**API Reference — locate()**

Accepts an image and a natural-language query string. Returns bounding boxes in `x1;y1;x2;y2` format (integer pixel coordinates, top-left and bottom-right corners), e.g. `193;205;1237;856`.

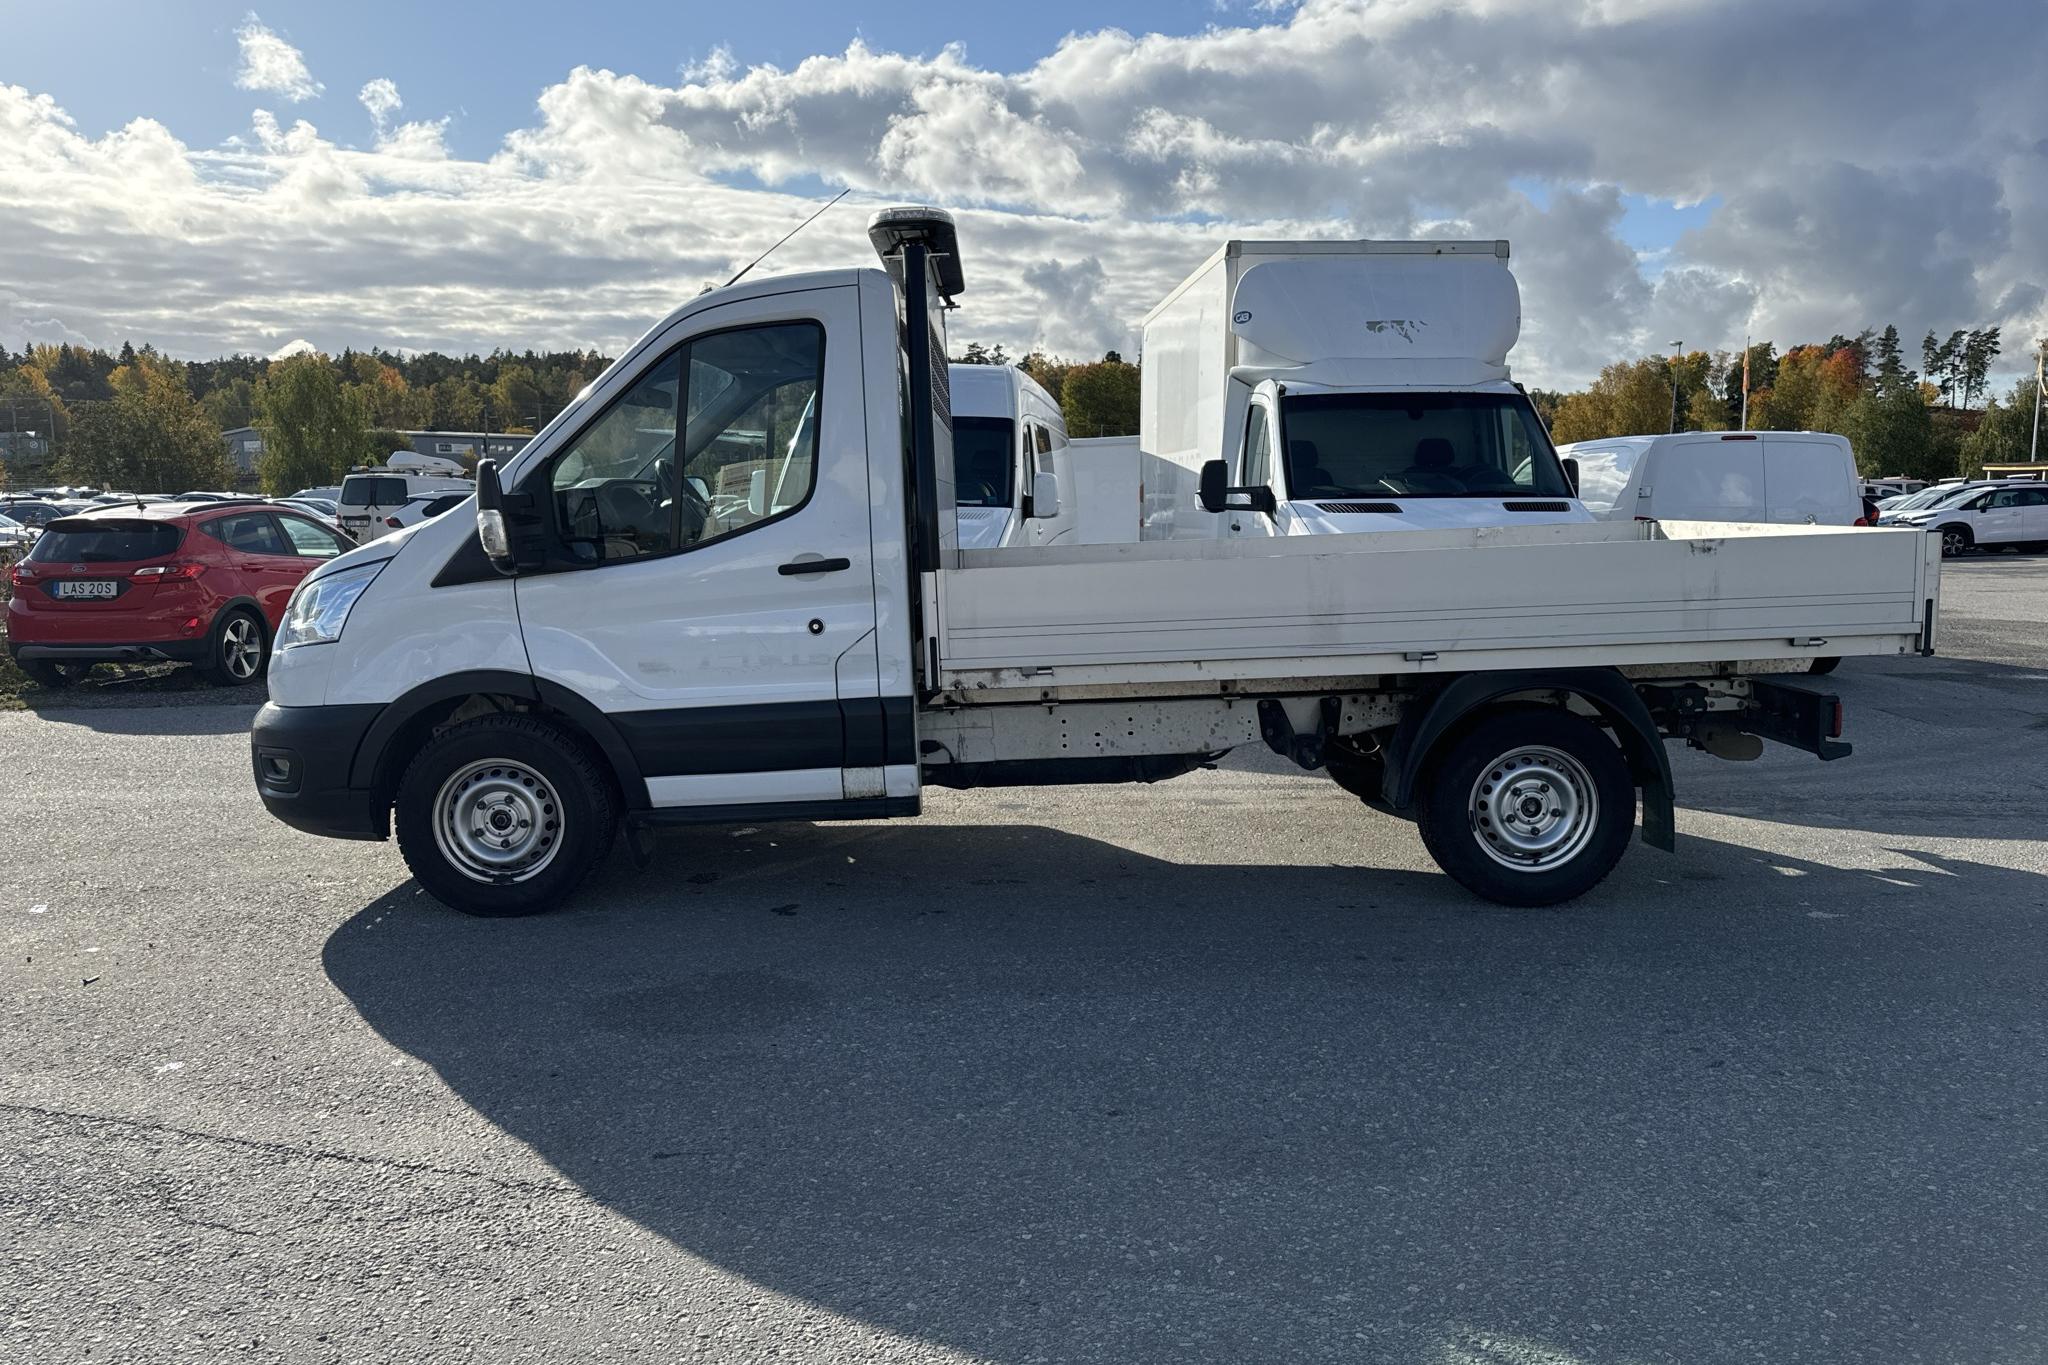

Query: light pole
1669;341;1684;433
2031;336;2045;465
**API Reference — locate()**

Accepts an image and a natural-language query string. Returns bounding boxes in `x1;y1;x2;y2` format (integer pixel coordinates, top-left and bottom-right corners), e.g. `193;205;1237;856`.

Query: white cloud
359;78;401;132
234;15;323;103
1;1;2044;392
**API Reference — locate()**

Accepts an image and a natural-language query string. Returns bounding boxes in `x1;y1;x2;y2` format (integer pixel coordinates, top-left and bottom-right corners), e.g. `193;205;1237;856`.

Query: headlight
276;561;384;650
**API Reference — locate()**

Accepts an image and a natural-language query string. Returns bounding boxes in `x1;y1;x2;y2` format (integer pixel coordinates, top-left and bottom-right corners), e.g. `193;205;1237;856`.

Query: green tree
952;341;1011;366
61;362;232;493
1845;385;1939;480
256;353;370;494
1872;324;1911;396
1017;351;1072;404
1959;378;2040;470
201;377;256;430
1059;355;1141;437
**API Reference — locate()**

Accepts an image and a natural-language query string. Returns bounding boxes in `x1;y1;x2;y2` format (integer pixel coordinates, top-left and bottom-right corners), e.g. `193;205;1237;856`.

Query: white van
948;364;1074;549
338;468;473;542
1556;432;1864;527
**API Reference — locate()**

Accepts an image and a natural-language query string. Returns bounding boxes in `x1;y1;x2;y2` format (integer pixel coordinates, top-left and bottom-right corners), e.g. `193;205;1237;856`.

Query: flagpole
2031;337;2044;465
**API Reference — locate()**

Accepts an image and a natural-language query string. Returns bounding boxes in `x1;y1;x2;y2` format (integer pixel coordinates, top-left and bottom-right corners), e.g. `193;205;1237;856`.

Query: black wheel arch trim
1381;668;1676;853
345;669;652;812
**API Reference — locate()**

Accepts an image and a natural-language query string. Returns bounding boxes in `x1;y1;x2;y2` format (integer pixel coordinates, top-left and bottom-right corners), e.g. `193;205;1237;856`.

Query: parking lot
4;557;2045;1363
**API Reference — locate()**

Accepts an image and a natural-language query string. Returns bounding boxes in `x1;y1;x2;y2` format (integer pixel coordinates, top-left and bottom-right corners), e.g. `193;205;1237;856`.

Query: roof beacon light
868;206;965;302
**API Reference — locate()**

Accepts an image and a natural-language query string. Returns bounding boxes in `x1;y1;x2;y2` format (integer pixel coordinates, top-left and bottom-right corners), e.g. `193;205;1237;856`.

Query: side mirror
1562;456;1581;497
747;468;768;519
1198;457;1278;517
1028;471;1061;520
475;459;544;576
686;475;711;501
475;460;516;576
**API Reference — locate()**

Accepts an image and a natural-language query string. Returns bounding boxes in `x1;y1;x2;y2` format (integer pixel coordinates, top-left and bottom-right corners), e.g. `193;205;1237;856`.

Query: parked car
278;496;339;521
337;471;472;541
5;501;354;688
0;500;91;528
371;490;471;536
1556;431;1865;526
1880;480;2048;556
0;511;34;551
289;485;344;504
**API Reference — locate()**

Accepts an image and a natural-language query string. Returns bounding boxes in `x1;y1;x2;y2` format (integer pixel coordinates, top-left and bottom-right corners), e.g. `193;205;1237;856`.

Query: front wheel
1939;526;1972;558
1416;709;1635;907
394;713;619;916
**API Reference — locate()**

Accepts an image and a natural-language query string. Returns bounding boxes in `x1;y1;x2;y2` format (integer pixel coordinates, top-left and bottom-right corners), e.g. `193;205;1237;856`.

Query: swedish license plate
54;580;118;599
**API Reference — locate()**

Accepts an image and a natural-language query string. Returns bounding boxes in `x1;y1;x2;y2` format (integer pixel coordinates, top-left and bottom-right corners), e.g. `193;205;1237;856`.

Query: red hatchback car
6;502;353;688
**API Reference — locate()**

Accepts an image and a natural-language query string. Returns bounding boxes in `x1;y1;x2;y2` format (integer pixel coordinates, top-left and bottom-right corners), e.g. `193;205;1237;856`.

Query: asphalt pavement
4;557;2046;1364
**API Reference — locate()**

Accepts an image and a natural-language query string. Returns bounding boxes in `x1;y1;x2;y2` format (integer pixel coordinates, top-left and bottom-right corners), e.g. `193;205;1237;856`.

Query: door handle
778;556;851;576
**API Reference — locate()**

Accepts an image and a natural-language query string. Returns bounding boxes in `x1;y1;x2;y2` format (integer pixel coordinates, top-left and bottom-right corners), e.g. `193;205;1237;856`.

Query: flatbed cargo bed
937;519;1939;698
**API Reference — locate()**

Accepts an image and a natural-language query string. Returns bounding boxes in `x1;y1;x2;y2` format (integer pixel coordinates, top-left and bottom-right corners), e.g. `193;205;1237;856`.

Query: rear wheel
199;608;268;685
1808;656;1841;675
20;659;94;689
394;713;619;917
1416;708;1635;907
1939;525;1973;558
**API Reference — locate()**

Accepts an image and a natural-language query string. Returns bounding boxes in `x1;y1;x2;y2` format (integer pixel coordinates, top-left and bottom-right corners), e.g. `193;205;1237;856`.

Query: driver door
515;284;880;809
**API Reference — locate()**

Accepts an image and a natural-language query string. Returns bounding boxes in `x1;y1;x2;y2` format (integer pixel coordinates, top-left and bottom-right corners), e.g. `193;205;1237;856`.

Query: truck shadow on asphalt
324;822;2047;1364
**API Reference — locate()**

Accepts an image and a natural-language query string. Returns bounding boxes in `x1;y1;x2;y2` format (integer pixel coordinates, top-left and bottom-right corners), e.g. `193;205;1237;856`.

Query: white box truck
1138;239;1592;541
249;208;1939;919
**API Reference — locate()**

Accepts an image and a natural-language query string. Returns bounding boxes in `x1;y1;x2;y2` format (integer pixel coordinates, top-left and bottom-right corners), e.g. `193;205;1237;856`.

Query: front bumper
251;701;389;841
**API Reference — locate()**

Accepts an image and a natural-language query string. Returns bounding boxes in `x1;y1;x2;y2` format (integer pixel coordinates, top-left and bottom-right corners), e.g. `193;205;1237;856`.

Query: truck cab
949;364;1074;549
1140;240;1592;540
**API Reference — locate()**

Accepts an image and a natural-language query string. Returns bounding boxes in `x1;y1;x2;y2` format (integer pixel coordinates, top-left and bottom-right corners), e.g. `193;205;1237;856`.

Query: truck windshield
1280;392;1574;499
953;417;1016;508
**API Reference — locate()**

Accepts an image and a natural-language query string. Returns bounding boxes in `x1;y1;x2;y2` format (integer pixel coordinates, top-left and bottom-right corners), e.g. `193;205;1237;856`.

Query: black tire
21;659;93;689
1938;525;1973;558
1808;656;1841;675
394;713;619;917
198;608;269;685
1416;708;1635;908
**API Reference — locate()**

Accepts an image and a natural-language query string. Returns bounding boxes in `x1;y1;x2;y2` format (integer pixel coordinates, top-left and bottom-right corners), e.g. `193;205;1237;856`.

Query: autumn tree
1547;358;1679;443
1017;351;1073;404
61;360;232;493
256;352;371;494
1059;354;1141;437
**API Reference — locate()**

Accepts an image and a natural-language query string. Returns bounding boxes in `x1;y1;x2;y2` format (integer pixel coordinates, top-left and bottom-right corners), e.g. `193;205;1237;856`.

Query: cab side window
1032;423;1054;474
548;321;824;564
1241;405;1272;486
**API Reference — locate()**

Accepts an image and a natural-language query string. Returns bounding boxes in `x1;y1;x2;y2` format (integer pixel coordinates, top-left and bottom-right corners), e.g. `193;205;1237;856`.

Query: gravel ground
3;556;2046;1364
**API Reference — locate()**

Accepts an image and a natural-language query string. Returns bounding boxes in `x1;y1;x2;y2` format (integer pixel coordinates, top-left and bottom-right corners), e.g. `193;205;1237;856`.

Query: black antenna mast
726;188;852;288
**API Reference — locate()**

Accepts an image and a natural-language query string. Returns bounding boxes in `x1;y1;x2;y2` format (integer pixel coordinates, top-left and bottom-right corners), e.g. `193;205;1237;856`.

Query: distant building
394;431;533;465
222;427;266;474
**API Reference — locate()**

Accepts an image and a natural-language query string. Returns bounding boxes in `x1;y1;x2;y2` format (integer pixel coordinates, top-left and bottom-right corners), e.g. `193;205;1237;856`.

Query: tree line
1539;324;2034;481
0;341;612;494
952;343;1141;439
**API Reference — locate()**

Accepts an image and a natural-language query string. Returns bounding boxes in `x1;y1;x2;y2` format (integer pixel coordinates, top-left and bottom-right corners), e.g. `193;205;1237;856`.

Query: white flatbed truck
250;208;1940;915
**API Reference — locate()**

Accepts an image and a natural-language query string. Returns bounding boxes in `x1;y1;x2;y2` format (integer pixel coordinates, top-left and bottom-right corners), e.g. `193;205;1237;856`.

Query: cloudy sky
2;0;2043;390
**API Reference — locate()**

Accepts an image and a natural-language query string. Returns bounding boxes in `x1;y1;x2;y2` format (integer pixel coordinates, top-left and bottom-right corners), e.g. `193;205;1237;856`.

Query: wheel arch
1381;668;1675;851
348;670;649;813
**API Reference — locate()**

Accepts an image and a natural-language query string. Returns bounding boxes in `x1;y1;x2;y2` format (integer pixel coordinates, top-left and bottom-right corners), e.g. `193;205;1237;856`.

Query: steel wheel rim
222;617;262;679
1468;744;1599;873
433;758;564;883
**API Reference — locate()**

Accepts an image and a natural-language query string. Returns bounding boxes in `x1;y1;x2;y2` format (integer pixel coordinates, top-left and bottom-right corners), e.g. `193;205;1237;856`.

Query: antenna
726;188;852;288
